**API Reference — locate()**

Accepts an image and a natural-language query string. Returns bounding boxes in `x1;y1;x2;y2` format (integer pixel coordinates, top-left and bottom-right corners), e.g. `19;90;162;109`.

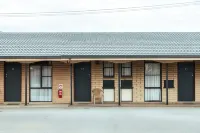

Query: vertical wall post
118;63;121;106
70;63;73;105
166;63;169;105
25;63;28;106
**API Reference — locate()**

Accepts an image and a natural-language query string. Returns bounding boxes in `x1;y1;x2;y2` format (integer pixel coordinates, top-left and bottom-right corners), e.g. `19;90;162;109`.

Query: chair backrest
92;88;103;97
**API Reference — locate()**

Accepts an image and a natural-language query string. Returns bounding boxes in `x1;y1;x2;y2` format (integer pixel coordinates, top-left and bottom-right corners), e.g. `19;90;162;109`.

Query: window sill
103;76;115;78
121;76;132;78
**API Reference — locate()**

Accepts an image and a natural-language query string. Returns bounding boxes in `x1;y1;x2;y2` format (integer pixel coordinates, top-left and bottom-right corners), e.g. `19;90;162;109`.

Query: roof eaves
61;55;200;58
0;56;62;59
0;55;200;59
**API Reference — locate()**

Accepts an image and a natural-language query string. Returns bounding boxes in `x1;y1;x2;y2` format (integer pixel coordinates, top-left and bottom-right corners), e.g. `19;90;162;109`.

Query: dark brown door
5;63;21;102
178;62;194;101
74;62;91;102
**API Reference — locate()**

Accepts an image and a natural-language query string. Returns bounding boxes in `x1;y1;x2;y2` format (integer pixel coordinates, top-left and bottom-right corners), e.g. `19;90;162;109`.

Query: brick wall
95;61;145;103
195;61;200;102
133;61;144;103
52;61;70;103
2;60;200;104
91;61;103;103
162;63;178;103
21;64;30;104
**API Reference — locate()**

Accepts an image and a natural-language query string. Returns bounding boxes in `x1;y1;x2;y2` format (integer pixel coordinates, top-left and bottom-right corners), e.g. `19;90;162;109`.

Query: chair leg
94;96;95;105
93;95;94;104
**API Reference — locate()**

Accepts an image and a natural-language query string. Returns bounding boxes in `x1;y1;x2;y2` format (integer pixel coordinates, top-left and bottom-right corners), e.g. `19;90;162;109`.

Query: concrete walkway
1;102;200;108
0;107;200;133
0;104;69;108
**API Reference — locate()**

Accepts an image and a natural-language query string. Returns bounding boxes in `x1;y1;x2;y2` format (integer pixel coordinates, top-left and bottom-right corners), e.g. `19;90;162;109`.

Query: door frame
4;62;22;102
177;61;195;102
73;62;92;103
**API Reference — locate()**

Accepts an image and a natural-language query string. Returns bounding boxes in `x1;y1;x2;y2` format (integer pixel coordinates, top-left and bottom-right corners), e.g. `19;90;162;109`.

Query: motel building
0;32;199;106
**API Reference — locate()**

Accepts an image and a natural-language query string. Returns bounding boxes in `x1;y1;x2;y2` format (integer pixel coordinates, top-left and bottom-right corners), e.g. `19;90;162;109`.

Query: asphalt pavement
0;107;199;133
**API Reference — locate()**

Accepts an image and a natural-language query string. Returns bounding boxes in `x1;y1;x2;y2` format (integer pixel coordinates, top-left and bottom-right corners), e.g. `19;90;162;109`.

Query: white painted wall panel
121;89;132;101
104;89;114;102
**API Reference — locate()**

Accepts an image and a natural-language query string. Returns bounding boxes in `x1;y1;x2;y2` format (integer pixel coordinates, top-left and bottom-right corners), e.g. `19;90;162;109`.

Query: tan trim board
0;58;199;63
70;58;200;61
0;59;69;62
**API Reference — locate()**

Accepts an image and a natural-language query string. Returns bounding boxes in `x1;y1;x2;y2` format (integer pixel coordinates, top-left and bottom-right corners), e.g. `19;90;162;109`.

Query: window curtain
121;63;131;76
30;66;41;87
145;89;161;101
145;63;160;87
42;66;52;87
104;62;114;77
31;89;52;101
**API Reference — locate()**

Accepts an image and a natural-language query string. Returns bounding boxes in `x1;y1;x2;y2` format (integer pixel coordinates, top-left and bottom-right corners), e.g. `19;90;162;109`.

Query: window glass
30;89;52;101
145;63;160;75
42;66;52;76
30;66;41;87
145;63;160;87
42;77;52;87
121;63;132;77
103;62;114;77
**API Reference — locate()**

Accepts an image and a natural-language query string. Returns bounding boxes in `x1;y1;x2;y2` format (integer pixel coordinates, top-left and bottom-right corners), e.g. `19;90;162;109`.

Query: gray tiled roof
0;32;200;58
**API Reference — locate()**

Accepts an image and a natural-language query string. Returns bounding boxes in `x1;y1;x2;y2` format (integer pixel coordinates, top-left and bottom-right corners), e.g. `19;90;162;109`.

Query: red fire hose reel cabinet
58;84;63;98
58;89;62;98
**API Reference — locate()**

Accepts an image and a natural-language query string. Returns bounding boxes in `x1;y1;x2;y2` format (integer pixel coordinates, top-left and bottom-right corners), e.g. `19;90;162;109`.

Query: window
121;80;133;101
30;64;52;102
103;80;115;102
103;62;114;77
121;62;132;77
144;63;161;101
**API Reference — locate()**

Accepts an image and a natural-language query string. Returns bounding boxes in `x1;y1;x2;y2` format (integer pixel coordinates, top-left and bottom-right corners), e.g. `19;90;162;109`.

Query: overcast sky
0;0;200;32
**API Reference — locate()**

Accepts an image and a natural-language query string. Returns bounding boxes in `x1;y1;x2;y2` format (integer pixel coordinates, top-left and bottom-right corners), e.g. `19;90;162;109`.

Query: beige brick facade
162;63;178;103
195;61;200;102
0;61;200;104
21;64;30;104
91;61;103;103
133;61;144;103
52;62;71;103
